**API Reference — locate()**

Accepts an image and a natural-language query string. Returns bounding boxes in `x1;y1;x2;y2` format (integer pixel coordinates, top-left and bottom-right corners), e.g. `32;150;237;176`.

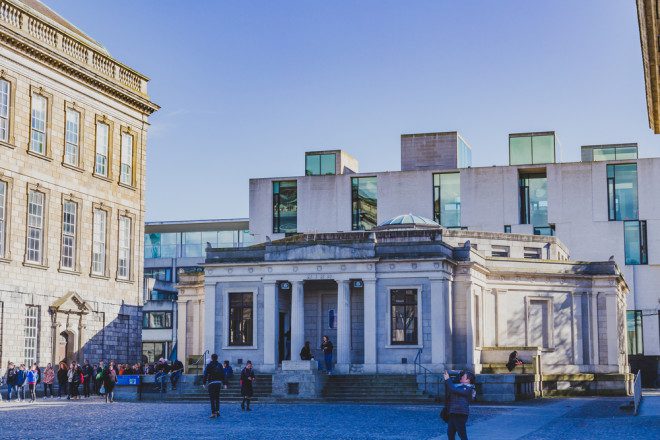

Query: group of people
2;360;120;403
299;335;334;374
202;354;253;418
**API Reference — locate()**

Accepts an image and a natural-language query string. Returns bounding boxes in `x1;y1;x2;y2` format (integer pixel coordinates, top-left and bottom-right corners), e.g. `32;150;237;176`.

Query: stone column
263;281;279;369
290;280;305;361
177;300;188;367
363;279;377;370
589;292;599;366
337;279;351;369
430;278;449;367
604;291;620;369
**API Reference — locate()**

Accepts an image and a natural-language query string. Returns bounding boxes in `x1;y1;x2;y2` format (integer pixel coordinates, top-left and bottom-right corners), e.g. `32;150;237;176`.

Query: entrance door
321;294;338;359
278;312;289;362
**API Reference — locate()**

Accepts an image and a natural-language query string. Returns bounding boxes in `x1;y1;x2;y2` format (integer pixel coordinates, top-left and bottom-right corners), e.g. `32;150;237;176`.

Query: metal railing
413;348;443;400
633;370;642;415
191;350;210;374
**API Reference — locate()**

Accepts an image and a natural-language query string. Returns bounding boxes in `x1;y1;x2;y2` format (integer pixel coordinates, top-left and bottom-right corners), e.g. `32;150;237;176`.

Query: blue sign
116;375;141;386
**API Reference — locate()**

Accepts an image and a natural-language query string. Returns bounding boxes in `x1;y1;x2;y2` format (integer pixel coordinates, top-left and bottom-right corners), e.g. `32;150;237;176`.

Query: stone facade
0;0;157;368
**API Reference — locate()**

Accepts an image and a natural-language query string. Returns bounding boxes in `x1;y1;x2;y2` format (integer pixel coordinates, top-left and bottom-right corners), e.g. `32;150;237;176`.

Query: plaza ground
0;395;657;439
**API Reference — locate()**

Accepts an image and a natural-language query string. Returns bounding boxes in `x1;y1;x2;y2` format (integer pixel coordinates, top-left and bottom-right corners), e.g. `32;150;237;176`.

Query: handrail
633;370;642;415
192;350;210;372
413;348;443;400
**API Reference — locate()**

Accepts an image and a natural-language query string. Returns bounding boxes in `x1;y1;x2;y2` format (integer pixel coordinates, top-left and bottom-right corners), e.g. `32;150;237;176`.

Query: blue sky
47;0;658;221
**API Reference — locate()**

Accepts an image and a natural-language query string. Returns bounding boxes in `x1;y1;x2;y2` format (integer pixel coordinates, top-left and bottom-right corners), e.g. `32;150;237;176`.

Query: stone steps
321;374;435;403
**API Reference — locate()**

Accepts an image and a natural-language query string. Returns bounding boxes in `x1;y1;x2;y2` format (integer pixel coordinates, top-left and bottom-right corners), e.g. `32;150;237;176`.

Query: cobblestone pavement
0;396;657;439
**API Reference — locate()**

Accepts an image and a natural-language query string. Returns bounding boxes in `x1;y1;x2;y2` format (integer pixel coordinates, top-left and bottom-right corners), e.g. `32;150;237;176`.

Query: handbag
99;385;105;394
439;406;449;422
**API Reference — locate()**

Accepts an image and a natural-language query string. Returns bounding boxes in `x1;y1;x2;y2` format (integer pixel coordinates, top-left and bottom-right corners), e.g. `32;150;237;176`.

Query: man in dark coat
202;354;225;419
240;361;256;411
321;336;333;373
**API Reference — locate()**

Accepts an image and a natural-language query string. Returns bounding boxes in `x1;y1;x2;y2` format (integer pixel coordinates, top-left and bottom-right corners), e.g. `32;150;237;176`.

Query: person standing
27;364;38;403
103;361;117;403
16;364;27;402
56;362;68;399
42;363;55;399
240;361;256;412
222;361;233;389
202;354;225;419
443;370;476;440
4;362;17;402
81;360;93;398
321;336;334;374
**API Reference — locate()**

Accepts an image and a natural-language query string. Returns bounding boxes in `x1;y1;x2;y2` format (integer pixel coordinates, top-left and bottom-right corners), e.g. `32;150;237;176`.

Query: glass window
24;305;38;366
504;225;511;233
531;135;555;164
351;177;377;231
92;209;107;275
519;173;548;227
273;181;297;234
533;225;554;236
593;147;616;161
491;245;510;257
524;247;542;259
217;230;237;248
509;136;532;165
457;137;472;168
305;154;320;176
0;79;10;142
433;173;460;227
182;231;202;257
229;292;253;346
390;289;418;345
142;311;172;329
144;267;172;282
592;146;638;161
64;108;80;166
240;230;255;247
0;180;5;257
142;341;168;364
614;146;638;160
95;122;109;176
30;94;47;154
61;201;77;269
26;190;44;264
201;230;218;249
607;164;638;221
118;216;131;279
626;310;643;355
120;132;134;185
624;220;647;265
320;154;336;175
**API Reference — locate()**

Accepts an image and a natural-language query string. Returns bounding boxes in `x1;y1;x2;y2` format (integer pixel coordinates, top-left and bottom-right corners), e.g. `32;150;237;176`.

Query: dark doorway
57;330;74;364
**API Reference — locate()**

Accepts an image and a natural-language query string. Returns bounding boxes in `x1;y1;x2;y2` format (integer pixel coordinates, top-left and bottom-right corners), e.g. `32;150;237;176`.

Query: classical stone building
0;0;157;368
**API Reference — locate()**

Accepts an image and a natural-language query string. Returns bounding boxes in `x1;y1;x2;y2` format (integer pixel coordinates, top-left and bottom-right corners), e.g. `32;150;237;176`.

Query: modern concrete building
142;218;250;365
0;0;157;368
247;131;659;385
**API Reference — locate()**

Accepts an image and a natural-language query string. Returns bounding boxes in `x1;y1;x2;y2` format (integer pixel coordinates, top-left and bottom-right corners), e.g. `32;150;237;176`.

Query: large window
627;310;643;355
229;292;253;346
30;94;47;154
273;181;297;234
0;180;6;257
390;289;418;345
305;153;336;175
624;220;647;265
351;176;377;231
0;79;10;142
607;164;638;221
64;108;80;166
457;137;472;168
118;216;132;279
26;190;45;264
145;232;178;258
24;305;38;366
590;145;638;161
92;209;107;275
509;133;555;165
433;173;460;227
142;341;168;364
519;173;548;227
60;201;77;270
95;122;110;176
142;311;172;329
144;267;172;282
120;132;134;185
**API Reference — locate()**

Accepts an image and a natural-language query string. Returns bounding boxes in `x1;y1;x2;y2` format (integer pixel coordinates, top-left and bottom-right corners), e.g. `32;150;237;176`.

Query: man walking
202;354;225;419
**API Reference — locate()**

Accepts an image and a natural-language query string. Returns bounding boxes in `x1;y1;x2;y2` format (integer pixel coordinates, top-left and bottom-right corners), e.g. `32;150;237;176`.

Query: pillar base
282;360;319;371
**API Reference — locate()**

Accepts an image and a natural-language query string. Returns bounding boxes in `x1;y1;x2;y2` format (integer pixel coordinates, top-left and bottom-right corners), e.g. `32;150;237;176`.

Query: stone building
0;0;157;368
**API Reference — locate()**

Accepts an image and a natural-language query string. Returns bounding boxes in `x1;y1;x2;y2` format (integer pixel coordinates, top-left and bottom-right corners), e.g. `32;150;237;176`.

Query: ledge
118;182;137;191
0;256;11;264
116;277;134;284
0;140;16;149
92;172;112;182
58;267;81;276
23;261;48;270
62;162;84;173
89;273;110;280
26;149;52;162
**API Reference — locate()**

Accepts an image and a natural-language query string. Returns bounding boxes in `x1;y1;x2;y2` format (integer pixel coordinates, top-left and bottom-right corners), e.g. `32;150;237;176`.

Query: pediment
50;291;90;314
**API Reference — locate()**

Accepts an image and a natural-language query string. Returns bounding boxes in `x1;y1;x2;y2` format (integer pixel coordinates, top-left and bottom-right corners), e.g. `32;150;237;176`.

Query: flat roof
145;218;249;233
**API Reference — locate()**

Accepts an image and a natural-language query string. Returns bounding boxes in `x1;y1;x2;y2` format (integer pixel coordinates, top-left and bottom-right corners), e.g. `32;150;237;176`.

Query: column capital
261;279;279;286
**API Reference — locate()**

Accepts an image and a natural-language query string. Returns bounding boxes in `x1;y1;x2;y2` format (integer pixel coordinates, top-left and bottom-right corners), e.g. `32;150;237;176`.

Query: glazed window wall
351;177;377;231
433;173;460;227
509;134;555;165
519;173;548;227
142;311;172;329
273;181;297;234
592;146;637;161
626;310;643;355
144;267;172;282
607;164;638;221
624;220;647;265
457;138;472;168
305;153;336;175
144;229;250;259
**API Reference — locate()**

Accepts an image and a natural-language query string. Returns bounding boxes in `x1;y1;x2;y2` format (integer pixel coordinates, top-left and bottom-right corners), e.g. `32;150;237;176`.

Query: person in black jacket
202;354;225;419
443;370;476;440
300;341;313;361
56;361;68;399
4;362;17;401
240;361;256;412
506;351;525;372
321;336;333;374
81;360;93;397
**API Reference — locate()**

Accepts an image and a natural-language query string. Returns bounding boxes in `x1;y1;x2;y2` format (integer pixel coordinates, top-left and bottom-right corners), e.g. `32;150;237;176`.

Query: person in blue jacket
443;369;476;440
15;364;27;402
27;364;39;402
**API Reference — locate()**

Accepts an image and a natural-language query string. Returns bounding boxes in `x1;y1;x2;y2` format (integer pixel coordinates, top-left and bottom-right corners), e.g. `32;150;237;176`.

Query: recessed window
229;292;253;346
118;216;132;279
30;94;47;155
144;267;172;282
60;200;77;270
523;247;542;259
120;132;134;185
142;311;172;329
351;176;377;231
328;309;336;329
142;341;168;363
305;153;336;175
0;180;6;257
509;133;555;165
626;310;643;355
92;209;107;275
273;181;297;234
504;225;511;233
24;305;39;366
95;122;109;176
433;173;460;227
533;225;555;236
624;220;647;265
0;79;10;142
26;190;45;264
519;173;548;227
491;245;510;257
607;164;638;221
390;289;418;345
64;108;80;166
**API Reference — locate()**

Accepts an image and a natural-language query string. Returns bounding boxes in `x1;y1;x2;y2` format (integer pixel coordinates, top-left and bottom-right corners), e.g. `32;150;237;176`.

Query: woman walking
27;364;38;402
57;362;68;399
240;360;256;412
103;361;118;403
443;370;476;440
42;363;54;399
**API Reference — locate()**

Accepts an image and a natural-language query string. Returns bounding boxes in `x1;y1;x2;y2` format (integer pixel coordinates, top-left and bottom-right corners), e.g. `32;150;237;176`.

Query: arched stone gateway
49;292;90;365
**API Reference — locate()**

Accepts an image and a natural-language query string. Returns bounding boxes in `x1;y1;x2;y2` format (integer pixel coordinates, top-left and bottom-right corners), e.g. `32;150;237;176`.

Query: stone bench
479;346;541;373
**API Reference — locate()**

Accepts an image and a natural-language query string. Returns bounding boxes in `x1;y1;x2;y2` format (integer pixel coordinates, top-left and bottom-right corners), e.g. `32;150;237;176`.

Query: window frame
624;220;648;265
0;175;12;261
24;305;39;366
142;311;173;329
59;194;81;273
525;297;554;350
626;310;644;355
272;180;298;234
386;286;422;348
93;115;113;180
62;102;84;170
28;86;53;159
606;163;639;222
351;176;378;231
0;71;17;148
117;212;134;281
119;126;137;187
433;172;461;227
223;288;258;349
24;184;49;267
91;204;111;277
